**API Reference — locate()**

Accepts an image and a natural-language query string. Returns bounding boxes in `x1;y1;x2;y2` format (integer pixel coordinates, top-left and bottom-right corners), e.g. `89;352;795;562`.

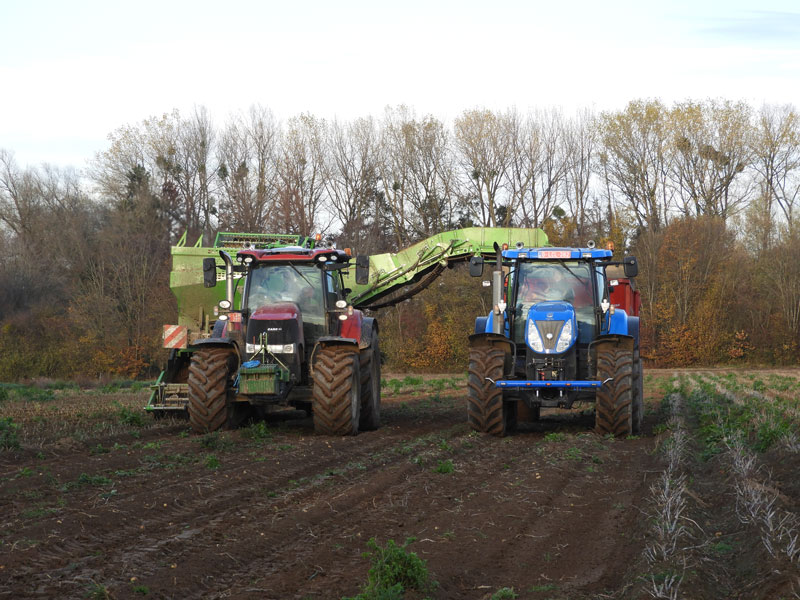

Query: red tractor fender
338;309;363;345
315;313;376;350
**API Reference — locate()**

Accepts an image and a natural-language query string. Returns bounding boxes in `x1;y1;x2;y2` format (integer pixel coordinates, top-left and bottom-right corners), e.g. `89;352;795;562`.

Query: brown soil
0;371;797;599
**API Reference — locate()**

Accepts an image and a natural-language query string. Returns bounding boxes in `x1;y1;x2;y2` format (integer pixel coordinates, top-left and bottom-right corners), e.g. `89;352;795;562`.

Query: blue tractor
467;242;641;436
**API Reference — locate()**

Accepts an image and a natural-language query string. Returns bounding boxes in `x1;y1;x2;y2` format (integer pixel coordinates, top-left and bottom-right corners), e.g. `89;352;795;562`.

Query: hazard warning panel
163;325;188;349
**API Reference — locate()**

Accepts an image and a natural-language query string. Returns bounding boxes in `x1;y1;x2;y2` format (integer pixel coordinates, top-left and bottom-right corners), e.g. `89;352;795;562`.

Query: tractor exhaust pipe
492;243;504;334
219;250;234;306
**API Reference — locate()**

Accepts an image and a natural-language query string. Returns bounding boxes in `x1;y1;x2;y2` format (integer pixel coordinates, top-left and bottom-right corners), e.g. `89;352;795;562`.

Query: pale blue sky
1;0;798;168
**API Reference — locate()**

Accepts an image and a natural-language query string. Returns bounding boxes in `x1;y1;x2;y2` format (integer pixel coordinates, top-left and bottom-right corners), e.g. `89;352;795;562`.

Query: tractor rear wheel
187;347;238;434
595;346;633;437
467;346;506;436
632;349;643;435
359;330;381;431
312;346;361;435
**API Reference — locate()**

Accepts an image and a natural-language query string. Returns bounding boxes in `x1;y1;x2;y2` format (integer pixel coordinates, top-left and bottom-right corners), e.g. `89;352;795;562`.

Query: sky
1;0;799;169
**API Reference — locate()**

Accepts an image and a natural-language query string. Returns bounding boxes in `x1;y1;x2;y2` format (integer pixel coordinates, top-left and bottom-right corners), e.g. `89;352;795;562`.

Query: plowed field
2;370;799;599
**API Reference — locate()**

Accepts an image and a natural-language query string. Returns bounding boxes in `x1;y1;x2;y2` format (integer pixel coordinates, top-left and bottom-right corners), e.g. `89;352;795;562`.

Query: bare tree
507;109;571;229
453;109;513;226
379;106;456;243
172;106;218;243
669;99;754;220
217;105;279;232
325;117;382;251
562;110;597;243
597;99;673;233
273;113;330;235
751;104;800;240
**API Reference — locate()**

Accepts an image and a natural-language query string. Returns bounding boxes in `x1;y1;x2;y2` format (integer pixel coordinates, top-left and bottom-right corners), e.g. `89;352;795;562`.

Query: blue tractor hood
525;301;578;354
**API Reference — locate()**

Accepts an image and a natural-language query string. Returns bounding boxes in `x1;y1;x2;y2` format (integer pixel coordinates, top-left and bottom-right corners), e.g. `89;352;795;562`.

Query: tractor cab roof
503;247;614;261
237;246;351;265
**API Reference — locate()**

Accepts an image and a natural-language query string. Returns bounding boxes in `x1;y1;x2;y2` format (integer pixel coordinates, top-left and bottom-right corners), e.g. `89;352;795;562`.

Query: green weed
11;386;55;402
0;417;21;450
529;583;558;592
491;588;518;600
710;541;734;554
543;432;566;443
117;406;145;427
433;459;455;474
62;473;113;491
85;581;111;599
243;421;272;442
90;444;109;455
199;432;232;451
344;537;436;600
205;455;220;469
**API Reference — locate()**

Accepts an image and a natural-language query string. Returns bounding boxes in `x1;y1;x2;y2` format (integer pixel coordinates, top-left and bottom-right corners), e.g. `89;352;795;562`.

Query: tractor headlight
219;299;231;310
526;321;544;353
555;320;574;353
267;344;295;354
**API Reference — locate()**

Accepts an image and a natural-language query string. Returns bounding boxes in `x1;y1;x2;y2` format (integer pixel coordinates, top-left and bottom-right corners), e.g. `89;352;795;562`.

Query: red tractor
185;242;380;435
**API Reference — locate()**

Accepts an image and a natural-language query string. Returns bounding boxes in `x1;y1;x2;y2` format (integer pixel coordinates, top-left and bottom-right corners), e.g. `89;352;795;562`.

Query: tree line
0;99;798;379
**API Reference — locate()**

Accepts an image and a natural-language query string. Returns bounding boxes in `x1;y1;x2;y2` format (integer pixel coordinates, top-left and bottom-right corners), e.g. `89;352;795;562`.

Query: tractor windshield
513;261;596;343
246;264;325;325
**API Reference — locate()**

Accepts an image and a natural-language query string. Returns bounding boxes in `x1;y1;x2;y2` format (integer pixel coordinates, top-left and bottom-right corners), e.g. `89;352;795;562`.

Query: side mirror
469;256;485;277
203;257;217;288
355;255;370;285
623;256;638;278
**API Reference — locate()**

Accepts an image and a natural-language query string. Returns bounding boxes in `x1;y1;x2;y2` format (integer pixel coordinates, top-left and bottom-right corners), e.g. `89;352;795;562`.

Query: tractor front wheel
467;346;507;436
187;347;238;434
359;330;381;431
595;346;633;437
312;346;361;436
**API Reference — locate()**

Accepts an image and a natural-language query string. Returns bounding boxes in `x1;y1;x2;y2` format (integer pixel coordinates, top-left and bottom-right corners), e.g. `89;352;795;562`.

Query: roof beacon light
606;241;615;251
502;243;509;251
314;233;322;242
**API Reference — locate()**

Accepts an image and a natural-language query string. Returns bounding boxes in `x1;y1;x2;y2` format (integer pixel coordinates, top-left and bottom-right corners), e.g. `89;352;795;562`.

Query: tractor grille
535;320;565;351
246;319;299;348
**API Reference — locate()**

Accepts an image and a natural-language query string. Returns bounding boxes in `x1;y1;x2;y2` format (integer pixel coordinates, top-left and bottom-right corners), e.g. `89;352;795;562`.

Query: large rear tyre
595;346;633;437
359;330;381;431
467;346;506;436
187;348;238;434
632;349;643;435
312;346;361;436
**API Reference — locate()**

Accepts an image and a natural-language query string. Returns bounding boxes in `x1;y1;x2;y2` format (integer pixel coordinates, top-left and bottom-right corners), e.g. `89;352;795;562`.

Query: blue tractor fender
476;312;510;337
604;310;640;349
626;316;640;350
604;308;628;336
474;315;490;334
